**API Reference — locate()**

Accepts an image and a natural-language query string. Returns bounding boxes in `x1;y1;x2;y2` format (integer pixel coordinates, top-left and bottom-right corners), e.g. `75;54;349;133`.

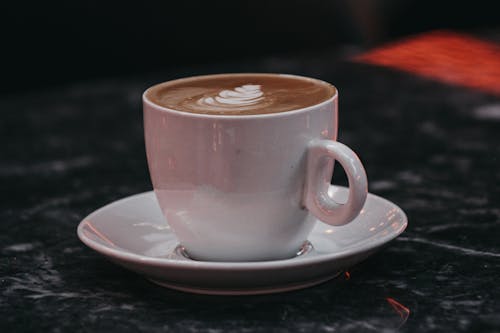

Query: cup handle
303;140;368;226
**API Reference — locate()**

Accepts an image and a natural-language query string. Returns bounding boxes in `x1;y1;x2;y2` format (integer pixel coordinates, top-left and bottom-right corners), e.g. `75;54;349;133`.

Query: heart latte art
145;74;336;115
200;84;264;107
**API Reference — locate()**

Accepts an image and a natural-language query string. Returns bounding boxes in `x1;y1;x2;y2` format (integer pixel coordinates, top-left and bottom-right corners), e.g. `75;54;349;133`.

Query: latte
145;74;336;115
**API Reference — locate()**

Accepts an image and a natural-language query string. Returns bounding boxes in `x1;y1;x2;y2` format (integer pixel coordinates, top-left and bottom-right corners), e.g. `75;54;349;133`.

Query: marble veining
397;237;500;258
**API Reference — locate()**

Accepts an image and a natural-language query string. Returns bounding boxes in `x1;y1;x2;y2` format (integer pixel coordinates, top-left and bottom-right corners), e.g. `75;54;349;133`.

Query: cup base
176;240;314;263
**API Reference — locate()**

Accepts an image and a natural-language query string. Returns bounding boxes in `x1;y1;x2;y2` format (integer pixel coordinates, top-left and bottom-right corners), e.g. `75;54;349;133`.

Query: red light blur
386;297;410;326
354;30;500;95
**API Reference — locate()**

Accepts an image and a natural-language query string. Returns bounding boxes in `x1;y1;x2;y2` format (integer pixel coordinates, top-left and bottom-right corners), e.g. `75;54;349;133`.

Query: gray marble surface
1;51;500;332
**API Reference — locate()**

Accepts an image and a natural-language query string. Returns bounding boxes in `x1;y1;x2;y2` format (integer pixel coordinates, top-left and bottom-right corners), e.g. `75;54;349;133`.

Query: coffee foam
146;74;335;115
201;84;264;107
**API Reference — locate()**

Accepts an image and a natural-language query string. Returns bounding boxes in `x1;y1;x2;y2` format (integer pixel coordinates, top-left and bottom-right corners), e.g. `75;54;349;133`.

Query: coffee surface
146;74;336;115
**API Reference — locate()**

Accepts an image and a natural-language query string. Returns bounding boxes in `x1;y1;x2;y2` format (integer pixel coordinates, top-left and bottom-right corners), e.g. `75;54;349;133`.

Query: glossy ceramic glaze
77;186;407;295
143;74;367;261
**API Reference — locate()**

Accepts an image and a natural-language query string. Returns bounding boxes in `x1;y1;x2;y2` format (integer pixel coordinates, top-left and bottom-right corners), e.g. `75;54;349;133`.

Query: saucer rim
148;272;342;295
77;186;408;271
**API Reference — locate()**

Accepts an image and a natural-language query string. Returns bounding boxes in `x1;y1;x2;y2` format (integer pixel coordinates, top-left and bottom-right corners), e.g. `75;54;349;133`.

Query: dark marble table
2;44;500;332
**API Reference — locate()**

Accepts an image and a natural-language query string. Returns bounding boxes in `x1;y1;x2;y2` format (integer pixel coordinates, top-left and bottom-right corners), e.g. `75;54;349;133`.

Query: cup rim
142;73;338;119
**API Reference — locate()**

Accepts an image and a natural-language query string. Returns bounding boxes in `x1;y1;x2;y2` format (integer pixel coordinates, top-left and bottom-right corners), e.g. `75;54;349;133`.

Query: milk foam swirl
147;74;336;115
198;84;264;107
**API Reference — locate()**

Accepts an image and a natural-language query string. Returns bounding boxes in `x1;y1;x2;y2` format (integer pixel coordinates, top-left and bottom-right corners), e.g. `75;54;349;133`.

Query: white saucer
77;186;407;295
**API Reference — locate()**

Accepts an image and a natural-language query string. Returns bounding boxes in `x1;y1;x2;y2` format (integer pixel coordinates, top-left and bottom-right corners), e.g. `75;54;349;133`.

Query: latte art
146;74;336;115
200;85;264;107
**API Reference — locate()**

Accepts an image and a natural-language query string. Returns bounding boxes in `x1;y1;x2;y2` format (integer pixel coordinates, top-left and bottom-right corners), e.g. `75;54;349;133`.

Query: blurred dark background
2;0;498;94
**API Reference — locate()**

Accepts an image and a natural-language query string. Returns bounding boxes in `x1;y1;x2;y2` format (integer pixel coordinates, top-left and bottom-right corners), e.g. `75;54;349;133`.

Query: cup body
144;74;338;261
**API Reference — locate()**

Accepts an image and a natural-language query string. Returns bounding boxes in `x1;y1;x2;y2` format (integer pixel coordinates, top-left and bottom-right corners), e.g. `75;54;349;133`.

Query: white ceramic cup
143;74;367;262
